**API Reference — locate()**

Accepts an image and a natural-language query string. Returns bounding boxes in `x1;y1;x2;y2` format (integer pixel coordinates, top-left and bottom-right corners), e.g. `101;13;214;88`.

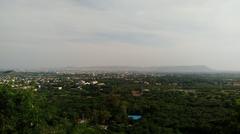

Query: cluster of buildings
0;73;106;91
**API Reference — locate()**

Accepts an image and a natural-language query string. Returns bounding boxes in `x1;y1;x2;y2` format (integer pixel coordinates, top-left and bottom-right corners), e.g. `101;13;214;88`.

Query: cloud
70;0;114;10
1;0;240;70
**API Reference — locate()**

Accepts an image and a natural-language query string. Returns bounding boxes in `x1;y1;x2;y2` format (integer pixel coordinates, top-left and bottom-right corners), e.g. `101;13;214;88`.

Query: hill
58;65;214;73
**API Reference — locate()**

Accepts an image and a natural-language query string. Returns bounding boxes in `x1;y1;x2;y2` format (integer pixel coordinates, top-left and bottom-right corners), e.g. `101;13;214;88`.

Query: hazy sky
1;0;240;70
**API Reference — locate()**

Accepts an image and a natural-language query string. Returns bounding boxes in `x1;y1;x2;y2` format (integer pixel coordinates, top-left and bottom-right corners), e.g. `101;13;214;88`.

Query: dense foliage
1;73;240;133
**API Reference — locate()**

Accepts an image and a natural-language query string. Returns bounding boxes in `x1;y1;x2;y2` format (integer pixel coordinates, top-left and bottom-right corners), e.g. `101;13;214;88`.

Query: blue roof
128;115;142;120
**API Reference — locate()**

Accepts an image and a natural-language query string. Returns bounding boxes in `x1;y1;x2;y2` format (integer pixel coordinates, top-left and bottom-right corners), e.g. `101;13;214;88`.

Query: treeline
0;85;105;134
1;84;240;134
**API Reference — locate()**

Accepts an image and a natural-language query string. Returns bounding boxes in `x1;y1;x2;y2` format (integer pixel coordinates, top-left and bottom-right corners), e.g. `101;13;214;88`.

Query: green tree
0;85;45;134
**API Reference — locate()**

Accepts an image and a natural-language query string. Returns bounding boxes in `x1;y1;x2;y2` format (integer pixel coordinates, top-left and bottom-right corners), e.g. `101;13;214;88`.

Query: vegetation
1;73;240;133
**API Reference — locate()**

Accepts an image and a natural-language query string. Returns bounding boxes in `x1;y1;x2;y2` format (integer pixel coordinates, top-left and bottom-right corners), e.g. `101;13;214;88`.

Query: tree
0;85;45;134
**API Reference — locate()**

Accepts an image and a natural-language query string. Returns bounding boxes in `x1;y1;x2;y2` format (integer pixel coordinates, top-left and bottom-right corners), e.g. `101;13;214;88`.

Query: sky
1;0;240;70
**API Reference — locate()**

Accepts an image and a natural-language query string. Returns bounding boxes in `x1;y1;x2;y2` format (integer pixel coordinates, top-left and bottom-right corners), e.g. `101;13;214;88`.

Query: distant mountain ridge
0;70;15;74
58;65;214;73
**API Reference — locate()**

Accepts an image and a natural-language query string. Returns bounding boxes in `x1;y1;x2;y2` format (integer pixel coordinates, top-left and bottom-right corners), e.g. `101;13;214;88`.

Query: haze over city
3;1;240;134
1;0;240;70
